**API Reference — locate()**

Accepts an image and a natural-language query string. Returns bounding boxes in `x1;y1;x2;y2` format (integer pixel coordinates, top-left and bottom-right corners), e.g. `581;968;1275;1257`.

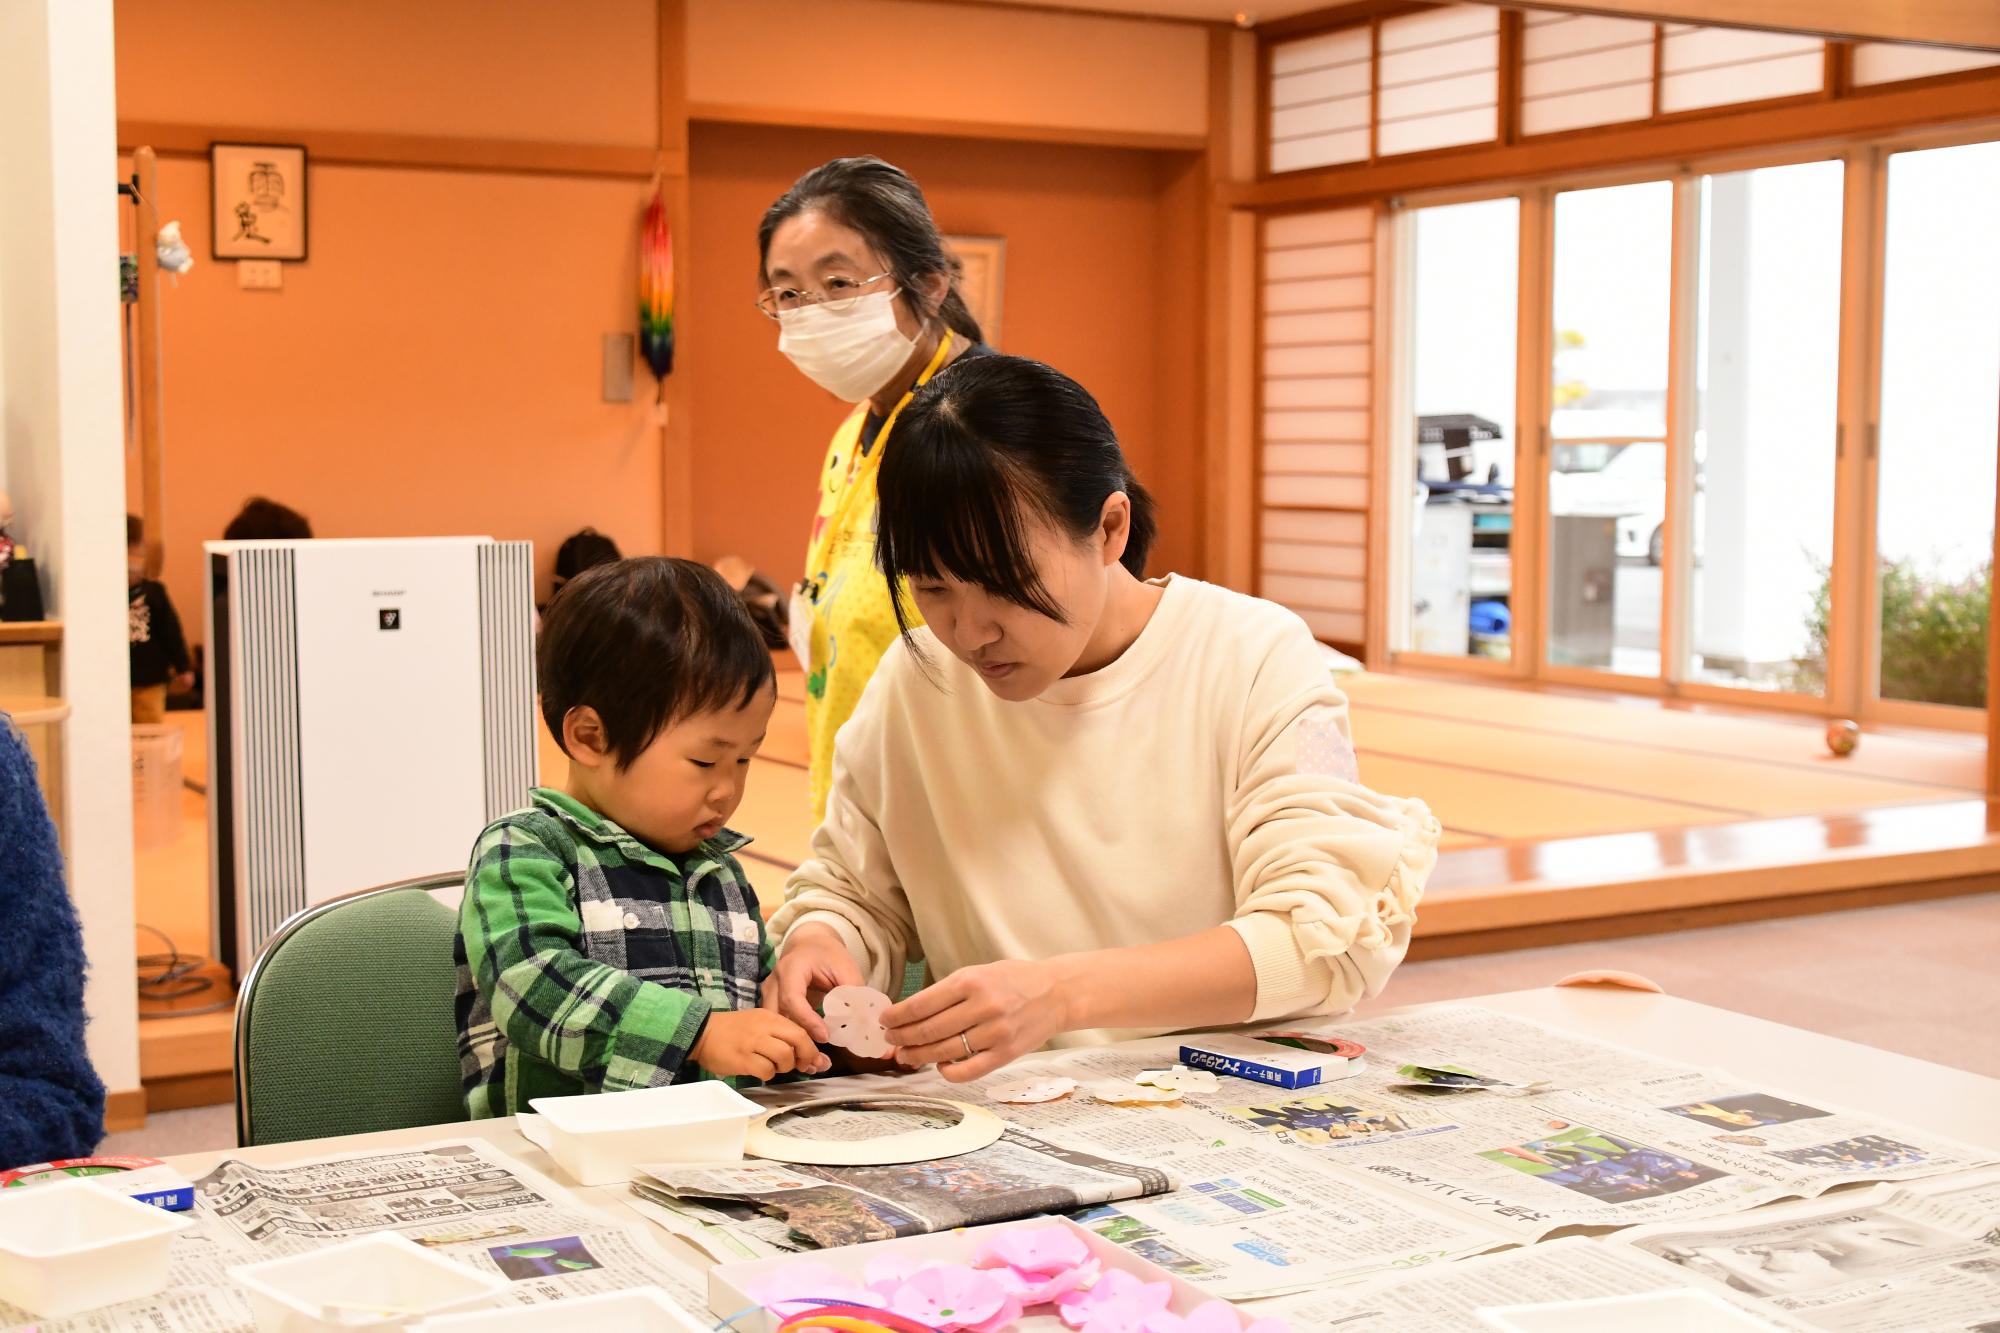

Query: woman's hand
882;960;1071;1083
767;923;865;1043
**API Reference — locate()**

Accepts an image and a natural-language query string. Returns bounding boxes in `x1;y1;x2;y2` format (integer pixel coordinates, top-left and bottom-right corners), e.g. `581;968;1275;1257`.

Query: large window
1874;140;2000;710
1546;181;1672;677
1403;199;1518;659
1689;160;1843;695
1377;136;1995;725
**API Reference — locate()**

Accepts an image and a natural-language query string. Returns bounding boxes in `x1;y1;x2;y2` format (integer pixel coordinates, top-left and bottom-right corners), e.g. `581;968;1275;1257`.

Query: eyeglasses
755;271;895;320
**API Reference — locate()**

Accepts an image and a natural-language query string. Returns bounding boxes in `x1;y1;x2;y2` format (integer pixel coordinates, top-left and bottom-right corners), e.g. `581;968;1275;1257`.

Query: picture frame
943;235;1005;347
210;142;308;261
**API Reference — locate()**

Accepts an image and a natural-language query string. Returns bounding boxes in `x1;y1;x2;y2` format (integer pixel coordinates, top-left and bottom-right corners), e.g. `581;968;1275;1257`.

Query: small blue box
122;1180;196;1212
1179;1045;1322;1089
1179;1032;1365;1091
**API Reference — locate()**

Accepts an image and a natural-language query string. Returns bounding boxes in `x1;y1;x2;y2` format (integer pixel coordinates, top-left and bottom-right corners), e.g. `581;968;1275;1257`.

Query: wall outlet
238;260;283;290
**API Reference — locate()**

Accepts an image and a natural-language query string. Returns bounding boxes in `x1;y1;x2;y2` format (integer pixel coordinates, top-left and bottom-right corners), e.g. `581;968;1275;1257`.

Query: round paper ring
744;1096;1006;1166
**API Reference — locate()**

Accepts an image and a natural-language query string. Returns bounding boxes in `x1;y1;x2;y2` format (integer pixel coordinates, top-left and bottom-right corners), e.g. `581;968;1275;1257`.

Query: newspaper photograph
0;1139;712;1332
1537;1071;1999;1199
624;1189;809;1263
1613;1178;2000;1332
1247;1234;1810;1331
636;1125;1174;1248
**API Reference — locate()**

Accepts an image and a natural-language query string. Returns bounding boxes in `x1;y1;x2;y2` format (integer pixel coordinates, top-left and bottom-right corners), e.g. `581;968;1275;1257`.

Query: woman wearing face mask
759;157;993;819
768;356;1442;1080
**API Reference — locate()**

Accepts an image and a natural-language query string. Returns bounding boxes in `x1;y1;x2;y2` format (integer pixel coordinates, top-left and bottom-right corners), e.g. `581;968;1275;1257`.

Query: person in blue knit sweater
0;716;105;1168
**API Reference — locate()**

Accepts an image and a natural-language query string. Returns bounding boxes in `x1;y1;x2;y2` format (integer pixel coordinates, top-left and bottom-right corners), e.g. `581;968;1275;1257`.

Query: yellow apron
792;333;956;819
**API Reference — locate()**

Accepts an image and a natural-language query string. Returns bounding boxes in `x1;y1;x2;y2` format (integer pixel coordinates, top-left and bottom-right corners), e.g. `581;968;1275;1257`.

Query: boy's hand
692;1008;829;1081
172;671;195;694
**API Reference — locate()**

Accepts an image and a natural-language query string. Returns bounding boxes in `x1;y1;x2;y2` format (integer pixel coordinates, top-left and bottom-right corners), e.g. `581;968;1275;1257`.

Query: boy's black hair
223;497;313;541
875;355;1156;632
538;557;774;768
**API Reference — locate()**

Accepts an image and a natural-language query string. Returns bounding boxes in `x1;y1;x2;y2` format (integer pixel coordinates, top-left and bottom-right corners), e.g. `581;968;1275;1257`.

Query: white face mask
777;290;918;403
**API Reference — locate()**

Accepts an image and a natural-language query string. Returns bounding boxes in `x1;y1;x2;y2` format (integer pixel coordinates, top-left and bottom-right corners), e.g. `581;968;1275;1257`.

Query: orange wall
115;0;1212;638
123;155;662;636
115;0;657;145
689;0;1207;143
686;122;1203;582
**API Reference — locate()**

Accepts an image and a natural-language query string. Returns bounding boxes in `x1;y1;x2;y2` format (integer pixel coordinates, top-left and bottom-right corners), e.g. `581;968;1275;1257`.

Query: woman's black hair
758;157;984;344
875;355;1156;633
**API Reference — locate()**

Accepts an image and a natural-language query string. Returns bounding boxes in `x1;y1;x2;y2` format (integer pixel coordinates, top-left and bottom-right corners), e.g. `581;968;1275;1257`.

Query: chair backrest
235;875;467;1147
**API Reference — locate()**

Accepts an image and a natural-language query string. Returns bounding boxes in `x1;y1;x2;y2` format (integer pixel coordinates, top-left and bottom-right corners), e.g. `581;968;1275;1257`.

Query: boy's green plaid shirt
453;788;773;1118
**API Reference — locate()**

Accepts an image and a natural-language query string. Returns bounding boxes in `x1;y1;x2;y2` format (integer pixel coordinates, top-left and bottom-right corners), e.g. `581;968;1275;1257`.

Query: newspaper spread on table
0;1138;709;1332
649;1004;1998;1301
1244;1234;1816;1330
1605;1166;2000;1332
634;1112;1175;1248
7;1005;1993;1326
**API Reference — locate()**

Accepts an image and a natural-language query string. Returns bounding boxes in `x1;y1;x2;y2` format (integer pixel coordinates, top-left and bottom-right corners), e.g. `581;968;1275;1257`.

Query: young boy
454;557;827;1118
127;516;193;724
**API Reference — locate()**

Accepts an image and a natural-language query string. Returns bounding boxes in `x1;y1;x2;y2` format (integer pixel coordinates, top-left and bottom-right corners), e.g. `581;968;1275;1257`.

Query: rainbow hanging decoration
640;184;675;391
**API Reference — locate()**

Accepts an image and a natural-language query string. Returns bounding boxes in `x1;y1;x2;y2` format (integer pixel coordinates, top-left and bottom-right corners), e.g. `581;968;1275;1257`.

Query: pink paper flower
887;1264;1009;1332
960;1294;1027;1333
1056;1269;1173;1332
1141;1299;1291;1333
750;1261;885;1314
974;1223;1094;1276
864;1254;930;1299
992;1255;1103;1304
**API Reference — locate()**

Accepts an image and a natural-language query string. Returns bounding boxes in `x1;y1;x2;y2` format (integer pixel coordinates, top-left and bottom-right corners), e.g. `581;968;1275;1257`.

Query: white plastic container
0;1176;192;1317
1476;1288;1788;1332
414;1285;711;1332
131;722;185;851
529;1082;761;1186
227;1232;509;1332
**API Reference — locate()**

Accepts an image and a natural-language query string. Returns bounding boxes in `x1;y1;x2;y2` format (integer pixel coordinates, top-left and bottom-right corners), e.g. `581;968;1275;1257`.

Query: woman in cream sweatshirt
767;356;1441;1081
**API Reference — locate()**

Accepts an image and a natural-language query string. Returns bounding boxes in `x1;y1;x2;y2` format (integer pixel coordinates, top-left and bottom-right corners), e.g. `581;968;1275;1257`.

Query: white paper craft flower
822;985;895;1058
986;1076;1079;1105
1085;1082;1182;1106
1135;1065;1219;1095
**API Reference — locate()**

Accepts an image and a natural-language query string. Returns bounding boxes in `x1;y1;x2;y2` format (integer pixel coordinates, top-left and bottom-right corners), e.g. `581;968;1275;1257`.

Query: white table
156;988;2000;1307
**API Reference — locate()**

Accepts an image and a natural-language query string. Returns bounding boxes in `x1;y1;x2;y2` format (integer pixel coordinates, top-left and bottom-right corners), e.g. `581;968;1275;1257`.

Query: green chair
234;874;469;1147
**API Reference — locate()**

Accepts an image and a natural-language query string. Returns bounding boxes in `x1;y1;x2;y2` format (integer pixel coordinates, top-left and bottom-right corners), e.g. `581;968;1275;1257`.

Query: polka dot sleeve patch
1295;705;1359;783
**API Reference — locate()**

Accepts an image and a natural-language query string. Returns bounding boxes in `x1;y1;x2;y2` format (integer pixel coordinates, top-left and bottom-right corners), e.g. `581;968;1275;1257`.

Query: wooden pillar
133;146;166;575
1203;26;1257;593
657;0;695;558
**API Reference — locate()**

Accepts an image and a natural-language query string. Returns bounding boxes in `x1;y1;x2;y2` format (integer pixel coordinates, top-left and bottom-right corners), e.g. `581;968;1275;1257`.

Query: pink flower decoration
974;1223;1093;1276
750;1261;885;1314
1056;1270;1173;1332
887;1264;1009;1332
992;1255;1103;1304
1141;1300;1291;1333
960;1294;1027;1333
864;1254;930;1299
